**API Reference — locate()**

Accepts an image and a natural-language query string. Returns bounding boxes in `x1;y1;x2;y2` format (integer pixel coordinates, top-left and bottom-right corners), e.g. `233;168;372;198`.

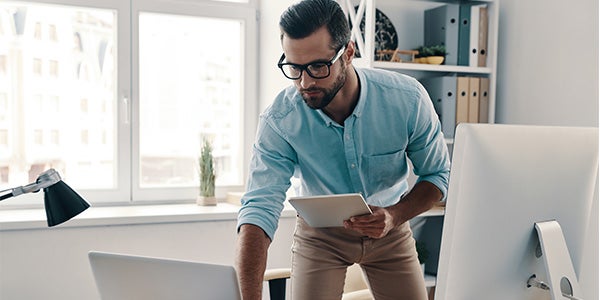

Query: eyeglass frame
277;45;346;80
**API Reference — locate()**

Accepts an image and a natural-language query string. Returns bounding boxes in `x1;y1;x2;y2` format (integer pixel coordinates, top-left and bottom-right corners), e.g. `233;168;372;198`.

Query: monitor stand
528;220;584;300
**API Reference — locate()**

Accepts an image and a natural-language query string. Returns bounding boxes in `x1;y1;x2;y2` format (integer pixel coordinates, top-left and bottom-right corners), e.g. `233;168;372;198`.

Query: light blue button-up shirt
238;67;450;240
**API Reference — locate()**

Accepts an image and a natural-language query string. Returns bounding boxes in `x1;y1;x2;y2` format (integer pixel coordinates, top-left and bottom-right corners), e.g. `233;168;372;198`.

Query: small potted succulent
426;44;447;64
414;46;430;63
197;139;217;206
414;45;447;64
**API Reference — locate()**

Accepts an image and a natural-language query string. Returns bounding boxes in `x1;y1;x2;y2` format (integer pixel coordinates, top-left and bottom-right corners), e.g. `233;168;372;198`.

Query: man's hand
343;206;396;238
343;181;443;238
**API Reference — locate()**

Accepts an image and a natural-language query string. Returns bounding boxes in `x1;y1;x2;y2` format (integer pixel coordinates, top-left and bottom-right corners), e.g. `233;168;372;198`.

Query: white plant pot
196;195;217;206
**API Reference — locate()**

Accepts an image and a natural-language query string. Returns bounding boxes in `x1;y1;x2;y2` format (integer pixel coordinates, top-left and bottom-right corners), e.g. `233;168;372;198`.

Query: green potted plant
414;46;431;63
197;139;217;206
428;44;447;56
415;45;446;64
426;44;446;64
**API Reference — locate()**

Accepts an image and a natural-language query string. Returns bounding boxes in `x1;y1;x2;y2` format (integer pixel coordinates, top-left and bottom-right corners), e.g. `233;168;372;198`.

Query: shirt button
350;163;356;168
345;135;350;140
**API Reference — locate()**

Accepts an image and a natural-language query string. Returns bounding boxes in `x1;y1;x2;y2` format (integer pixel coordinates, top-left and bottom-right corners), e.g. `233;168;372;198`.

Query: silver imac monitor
435;124;598;300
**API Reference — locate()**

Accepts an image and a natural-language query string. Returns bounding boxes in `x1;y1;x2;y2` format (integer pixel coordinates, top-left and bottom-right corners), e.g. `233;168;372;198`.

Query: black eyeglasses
277;46;346;80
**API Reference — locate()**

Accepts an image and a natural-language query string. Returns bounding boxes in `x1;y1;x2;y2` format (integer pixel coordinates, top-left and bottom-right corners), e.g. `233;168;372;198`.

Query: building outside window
0;0;257;205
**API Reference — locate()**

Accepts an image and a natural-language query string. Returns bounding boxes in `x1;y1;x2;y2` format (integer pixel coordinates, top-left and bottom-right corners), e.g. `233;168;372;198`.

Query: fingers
343;218;387;238
343;206;393;238
349;208;384;225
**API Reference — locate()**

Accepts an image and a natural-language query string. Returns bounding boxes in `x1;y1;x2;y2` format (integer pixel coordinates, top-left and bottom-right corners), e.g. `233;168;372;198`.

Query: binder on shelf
468;4;485;67
424;4;460;65
420;76;457;138
479;77;490;123
478;5;489;67
456;76;470;125
468;77;481;123
457;4;471;66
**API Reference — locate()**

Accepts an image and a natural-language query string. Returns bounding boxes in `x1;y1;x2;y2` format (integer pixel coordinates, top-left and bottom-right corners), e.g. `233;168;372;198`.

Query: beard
300;64;347;110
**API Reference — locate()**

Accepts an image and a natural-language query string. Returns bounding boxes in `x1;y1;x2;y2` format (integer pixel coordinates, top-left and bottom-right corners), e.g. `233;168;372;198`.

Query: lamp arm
0;188;14;201
0;169;62;201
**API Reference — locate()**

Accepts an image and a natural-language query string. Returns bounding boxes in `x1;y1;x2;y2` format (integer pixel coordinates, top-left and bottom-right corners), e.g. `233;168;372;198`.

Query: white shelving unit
424;274;437;288
375;61;492;74
340;0;499;124
339;0;499;297
418;206;445;218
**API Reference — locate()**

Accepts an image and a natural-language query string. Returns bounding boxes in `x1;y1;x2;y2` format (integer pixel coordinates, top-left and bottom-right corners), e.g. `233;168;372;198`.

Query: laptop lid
88;251;241;300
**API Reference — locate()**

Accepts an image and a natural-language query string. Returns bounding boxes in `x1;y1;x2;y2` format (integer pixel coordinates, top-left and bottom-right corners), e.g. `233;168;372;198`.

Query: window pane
0;2;117;191
139;12;243;188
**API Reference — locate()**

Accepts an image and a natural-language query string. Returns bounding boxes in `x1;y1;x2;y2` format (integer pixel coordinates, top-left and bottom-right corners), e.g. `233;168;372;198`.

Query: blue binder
424;4;460;65
457;4;472;66
420;76;458;138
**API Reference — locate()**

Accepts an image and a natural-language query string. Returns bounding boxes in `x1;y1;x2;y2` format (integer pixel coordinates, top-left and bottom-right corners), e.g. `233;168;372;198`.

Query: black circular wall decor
352;6;398;58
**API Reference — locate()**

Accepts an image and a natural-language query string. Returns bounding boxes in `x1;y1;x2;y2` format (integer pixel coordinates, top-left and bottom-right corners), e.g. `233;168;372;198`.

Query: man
236;0;450;299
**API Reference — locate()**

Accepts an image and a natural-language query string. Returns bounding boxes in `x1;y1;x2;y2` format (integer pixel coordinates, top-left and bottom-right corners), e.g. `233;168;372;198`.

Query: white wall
257;1;292;112
0;216;295;299
495;0;598;127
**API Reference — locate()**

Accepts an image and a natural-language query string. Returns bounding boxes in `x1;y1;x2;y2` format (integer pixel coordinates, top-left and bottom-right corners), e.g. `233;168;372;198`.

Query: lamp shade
44;180;90;227
0;168;90;227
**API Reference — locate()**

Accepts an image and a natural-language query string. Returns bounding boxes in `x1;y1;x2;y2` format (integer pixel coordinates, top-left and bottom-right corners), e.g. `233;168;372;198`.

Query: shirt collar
315;68;366;127
352;68;366;118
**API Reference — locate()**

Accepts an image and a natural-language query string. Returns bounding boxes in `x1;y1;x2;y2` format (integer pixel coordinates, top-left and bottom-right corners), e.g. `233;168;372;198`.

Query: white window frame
2;0;258;206
130;0;258;203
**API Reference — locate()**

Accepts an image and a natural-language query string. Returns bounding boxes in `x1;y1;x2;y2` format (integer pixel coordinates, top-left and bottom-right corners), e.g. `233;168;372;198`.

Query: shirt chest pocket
362;150;408;190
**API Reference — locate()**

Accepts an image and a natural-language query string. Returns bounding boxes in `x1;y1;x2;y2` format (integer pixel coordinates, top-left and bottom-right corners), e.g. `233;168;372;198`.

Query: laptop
88;251;241;300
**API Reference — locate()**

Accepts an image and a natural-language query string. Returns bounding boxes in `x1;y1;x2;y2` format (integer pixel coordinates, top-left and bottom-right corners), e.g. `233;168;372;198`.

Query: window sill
0;202;298;231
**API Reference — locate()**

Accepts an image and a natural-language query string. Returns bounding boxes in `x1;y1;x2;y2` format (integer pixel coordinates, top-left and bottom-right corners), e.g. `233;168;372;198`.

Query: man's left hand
343;206;396;239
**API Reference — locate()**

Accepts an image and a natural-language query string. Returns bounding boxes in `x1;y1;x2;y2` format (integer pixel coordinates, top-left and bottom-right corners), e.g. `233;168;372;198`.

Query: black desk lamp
0;168;90;227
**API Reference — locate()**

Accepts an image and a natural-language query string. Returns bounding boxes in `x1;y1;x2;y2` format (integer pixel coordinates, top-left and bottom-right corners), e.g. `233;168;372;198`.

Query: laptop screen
89;251;241;300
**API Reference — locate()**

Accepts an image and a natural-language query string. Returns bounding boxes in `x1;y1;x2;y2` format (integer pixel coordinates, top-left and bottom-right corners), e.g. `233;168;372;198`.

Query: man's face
281;27;347;110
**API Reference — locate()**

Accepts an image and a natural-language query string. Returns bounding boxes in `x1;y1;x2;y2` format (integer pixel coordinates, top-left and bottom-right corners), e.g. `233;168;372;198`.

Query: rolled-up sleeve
237;114;297;240
406;83;451;199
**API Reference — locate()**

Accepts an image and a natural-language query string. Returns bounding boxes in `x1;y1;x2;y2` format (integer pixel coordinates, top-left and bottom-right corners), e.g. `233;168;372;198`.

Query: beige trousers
290;217;427;300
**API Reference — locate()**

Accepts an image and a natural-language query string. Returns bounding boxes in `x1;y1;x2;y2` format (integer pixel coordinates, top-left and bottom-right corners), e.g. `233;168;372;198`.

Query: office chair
264;263;374;300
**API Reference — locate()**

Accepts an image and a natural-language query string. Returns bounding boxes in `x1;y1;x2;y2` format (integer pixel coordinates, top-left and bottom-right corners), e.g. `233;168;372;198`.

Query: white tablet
288;193;372;227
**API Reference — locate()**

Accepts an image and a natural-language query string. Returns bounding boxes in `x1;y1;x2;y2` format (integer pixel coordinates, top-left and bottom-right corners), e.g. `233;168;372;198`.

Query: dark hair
279;0;351;51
